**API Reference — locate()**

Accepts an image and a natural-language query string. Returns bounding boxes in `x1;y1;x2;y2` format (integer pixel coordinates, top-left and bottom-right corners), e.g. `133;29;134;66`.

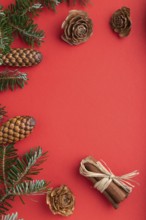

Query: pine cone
110;7;131;37
61;10;93;45
0;116;36;145
46;185;75;216
0;48;42;67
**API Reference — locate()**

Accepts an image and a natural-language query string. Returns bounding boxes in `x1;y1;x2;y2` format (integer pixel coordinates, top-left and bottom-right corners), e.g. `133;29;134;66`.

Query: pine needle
0;69;28;92
0;6;13;54
11;180;49;195
0;146;49;215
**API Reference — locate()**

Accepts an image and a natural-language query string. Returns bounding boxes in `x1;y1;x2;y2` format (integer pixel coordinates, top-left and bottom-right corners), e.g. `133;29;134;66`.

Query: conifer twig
0;146;49;215
0;69;28;92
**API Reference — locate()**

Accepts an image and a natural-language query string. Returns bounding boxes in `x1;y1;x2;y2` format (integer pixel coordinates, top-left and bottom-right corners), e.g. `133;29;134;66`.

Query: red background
0;0;145;219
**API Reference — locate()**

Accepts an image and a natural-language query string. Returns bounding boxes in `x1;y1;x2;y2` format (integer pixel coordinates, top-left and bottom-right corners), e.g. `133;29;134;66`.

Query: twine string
80;157;139;193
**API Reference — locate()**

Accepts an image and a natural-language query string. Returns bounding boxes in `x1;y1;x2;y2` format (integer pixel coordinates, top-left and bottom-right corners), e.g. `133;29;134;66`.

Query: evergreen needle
0;69;28;92
0;145;49;215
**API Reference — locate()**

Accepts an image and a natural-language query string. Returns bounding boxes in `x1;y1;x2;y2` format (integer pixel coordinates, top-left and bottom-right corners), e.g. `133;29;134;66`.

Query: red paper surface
0;0;145;219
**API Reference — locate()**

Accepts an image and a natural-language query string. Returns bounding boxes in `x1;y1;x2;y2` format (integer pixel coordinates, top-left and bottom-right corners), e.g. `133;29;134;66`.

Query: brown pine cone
61;10;93;45
0;116;36;145
1;48;42;67
110;7;132;37
46;185;75;216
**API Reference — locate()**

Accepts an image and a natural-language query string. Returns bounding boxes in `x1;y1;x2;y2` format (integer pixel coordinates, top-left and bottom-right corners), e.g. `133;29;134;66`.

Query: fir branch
9;16;44;46
38;0;60;10
7;147;47;186
0;145;18;187
1;212;23;220
0;105;7;123
6;0;42;16
0;69;28;92
0;146;48;215
5;0;60;46
0;195;13;215
6;0;60;15
0;6;13;54
11;180;48;195
0;180;48;207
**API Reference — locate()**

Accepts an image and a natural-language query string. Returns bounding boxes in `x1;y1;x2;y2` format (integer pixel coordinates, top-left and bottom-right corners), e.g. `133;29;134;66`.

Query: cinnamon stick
81;157;130;208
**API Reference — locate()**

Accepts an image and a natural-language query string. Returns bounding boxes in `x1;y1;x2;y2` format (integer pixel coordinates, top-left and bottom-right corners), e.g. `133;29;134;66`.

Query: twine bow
79;157;139;193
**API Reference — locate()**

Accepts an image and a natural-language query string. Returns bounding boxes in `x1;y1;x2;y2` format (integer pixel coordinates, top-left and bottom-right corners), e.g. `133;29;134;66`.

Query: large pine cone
0;48;42;67
61;10;93;45
46;185;75;216
110;7;131;37
0;116;36;145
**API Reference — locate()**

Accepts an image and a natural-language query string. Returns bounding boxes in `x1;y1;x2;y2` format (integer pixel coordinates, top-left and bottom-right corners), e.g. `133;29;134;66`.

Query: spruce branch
8;15;44;46
11;180;48;196
7;147;47;186
0;6;13;54
0;145;18;187
0;69;28;92
0;146;49;215
38;0;60;10
0;105;7;123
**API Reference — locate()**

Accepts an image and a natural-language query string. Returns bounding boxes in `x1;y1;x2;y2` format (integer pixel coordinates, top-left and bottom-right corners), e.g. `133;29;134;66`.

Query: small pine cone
0;116;36;145
61;10;93;45
110;7;132;37
1;48;42;67
46;185;75;216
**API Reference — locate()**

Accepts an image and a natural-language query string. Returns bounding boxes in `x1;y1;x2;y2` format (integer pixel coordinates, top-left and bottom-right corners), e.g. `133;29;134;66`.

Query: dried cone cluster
110;7;131;37
1;48;42;67
0;116;36;145
46;185;75;216
61;10;93;45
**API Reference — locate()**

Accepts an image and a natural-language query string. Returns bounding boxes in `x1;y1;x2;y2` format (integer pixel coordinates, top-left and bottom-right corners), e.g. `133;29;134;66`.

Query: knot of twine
79;157;139;193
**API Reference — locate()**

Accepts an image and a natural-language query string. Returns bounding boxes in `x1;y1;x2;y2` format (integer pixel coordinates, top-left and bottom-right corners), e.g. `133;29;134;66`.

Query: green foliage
0;145;18;186
6;3;44;47
0;105;7;123
0;145;49;215
8;15;44;47
0;0;60;52
0;70;28;92
11;180;48;195
38;0;60;10
0;6;13;54
7;147;47;185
